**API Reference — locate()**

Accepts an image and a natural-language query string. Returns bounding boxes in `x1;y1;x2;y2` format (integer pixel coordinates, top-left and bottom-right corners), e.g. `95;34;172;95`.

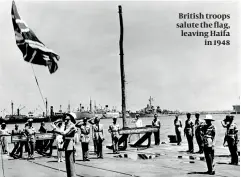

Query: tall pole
118;5;127;128
11;100;13;116
45;98;48;118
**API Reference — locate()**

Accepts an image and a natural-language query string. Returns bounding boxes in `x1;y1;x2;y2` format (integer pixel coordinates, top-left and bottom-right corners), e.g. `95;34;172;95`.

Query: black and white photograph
0;0;240;177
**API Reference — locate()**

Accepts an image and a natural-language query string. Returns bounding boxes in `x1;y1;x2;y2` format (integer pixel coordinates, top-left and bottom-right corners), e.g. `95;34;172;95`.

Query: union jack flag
11;1;59;74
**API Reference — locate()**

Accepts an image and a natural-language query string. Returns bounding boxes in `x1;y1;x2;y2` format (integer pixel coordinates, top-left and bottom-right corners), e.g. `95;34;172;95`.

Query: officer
226;115;239;165
80;118;91;161
93;117;104;158
52;113;77;177
194;112;204;153
25;119;36;159
202;114;215;175
174;114;182;145
152;114;161;145
184;113;194;153
108;116;120;153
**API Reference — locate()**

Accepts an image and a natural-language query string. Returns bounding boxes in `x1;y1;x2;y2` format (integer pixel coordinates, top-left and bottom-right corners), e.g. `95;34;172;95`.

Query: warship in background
129;96;163;118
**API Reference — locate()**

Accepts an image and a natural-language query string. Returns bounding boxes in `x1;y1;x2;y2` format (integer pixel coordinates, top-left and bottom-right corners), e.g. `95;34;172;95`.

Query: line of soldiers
175;112;239;175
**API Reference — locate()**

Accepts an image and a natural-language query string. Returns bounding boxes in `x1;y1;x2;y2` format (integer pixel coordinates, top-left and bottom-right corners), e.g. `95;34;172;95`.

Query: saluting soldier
108;117;120;154
25;119;36;159
80;118;91;161
152;114;161;145
174;114;182;145
52;113;77;177
225;115;239;165
202;115;216;175
194;112;204;153
184;113;194;153
93;117;104;159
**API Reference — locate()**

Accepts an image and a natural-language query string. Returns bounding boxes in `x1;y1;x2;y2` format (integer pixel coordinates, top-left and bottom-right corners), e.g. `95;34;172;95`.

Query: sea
4;114;240;149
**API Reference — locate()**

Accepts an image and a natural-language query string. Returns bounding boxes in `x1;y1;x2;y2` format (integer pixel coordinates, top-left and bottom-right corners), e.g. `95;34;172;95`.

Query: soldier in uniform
52;113;77;177
152;114;161;145
174;114;182;145
80;118;91;161
202;115;215;175
17;122;29;158
194;112;204;153
225;115;239;165
184;113;194;153
108;117;120;153
0;123;10;154
93;117;104;159
88;117;98;154
25;119;36;159
10;124;22;157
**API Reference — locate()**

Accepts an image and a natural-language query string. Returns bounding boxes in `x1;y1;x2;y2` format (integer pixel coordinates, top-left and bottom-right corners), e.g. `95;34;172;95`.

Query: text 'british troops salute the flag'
11;1;59;74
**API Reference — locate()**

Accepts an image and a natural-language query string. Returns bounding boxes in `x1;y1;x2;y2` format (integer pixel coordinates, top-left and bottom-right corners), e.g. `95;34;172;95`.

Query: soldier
36;122;47;154
225;115;239;165
152;114;161;145
52;113;77;177
88;117;98;154
17;122;29;158
0;123;10;154
184;113;194;153
93;117;104;159
10;124;22;157
25;119;36;159
202;115;215;175
194;112;204;153
221;115;230;147
80;118;91;161
174;114;182;145
108;117;120;154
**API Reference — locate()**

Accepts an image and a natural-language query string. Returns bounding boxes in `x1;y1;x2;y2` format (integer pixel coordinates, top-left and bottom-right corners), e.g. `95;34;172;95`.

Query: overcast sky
0;1;240;115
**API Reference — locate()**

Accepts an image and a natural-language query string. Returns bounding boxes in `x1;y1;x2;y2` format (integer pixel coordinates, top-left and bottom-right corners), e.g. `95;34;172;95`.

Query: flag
11;1;59;74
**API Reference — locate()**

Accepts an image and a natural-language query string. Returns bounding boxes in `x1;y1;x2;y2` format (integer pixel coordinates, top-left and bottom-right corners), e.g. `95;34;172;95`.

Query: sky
0;0;240;116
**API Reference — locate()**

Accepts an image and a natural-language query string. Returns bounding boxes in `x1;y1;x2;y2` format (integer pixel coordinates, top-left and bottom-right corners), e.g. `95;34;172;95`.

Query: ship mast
118;5;127;128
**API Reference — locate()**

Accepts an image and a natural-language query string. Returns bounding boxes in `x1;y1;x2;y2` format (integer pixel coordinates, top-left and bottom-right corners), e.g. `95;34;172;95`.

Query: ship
129;96;162;118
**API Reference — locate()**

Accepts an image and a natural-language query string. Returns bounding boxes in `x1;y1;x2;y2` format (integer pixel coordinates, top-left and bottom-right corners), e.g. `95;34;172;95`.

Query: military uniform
10;127;21;156
226;122;239;165
195;119;204;153
202;123;216;174
152;119;161;145
25;125;36;158
80;124;91;161
0;125;10;154
174;118;182;145
63;121;77;177
184;119;194;152
93;123;104;158
108;123;120;153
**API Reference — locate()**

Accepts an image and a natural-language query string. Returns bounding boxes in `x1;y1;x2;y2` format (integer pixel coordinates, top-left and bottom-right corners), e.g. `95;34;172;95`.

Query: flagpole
30;64;47;116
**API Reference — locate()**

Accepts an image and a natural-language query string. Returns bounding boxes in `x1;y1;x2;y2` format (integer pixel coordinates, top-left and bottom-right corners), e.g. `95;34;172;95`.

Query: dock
1;140;239;177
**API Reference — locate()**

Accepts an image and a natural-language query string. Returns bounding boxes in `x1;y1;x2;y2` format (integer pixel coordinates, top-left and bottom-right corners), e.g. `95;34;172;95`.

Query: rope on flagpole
30;64;46;109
